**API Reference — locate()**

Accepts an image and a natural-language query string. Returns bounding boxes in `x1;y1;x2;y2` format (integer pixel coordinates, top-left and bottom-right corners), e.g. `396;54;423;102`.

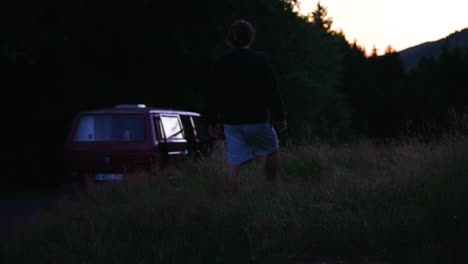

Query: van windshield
74;114;145;142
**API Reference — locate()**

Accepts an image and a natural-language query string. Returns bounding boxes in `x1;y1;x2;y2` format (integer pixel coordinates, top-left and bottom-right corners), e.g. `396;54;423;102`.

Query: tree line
2;0;467;188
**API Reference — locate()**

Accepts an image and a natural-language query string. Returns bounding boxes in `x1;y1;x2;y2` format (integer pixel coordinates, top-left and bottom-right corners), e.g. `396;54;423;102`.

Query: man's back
209;48;283;124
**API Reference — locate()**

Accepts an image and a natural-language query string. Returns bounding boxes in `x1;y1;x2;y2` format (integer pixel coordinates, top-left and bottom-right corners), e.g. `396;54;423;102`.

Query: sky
297;0;468;55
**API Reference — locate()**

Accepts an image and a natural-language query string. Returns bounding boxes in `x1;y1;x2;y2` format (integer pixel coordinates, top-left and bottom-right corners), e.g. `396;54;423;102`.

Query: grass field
1;135;467;264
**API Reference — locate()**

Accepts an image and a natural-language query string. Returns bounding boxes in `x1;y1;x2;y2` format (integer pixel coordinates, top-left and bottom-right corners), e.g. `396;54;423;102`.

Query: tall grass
1;135;467;264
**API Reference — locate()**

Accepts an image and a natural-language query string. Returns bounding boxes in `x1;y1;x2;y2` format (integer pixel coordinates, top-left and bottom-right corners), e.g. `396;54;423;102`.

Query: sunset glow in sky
297;0;468;55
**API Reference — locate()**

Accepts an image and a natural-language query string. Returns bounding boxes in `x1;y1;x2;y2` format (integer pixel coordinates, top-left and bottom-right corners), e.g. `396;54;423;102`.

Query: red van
64;104;212;182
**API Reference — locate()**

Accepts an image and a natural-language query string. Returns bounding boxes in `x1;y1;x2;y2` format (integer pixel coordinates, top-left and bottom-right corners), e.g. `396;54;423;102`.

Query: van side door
180;115;199;157
154;114;188;157
191;115;213;156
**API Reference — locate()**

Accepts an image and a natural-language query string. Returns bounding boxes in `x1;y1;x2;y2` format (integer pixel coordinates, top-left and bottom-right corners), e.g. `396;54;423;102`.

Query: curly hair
225;20;255;48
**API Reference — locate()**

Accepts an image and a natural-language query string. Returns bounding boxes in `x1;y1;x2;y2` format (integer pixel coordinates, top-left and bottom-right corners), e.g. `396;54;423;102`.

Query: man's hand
275;120;288;133
208;124;222;139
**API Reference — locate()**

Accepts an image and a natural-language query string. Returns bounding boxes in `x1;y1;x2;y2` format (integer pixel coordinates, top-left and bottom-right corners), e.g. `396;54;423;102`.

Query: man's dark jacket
207;48;285;125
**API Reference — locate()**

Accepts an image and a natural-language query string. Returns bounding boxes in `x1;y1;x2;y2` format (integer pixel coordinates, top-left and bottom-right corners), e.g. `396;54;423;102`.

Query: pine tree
308;1;333;32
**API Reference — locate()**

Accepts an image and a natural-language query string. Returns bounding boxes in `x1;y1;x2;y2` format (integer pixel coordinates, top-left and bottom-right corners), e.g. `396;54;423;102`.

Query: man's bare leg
265;150;279;183
226;164;241;194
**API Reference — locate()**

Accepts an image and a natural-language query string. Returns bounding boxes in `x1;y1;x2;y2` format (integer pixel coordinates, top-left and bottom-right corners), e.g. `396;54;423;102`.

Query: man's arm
206;61;223;138
206;62;221;125
262;55;287;131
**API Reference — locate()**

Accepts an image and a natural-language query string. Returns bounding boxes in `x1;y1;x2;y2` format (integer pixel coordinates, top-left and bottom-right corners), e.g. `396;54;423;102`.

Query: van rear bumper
64;151;162;179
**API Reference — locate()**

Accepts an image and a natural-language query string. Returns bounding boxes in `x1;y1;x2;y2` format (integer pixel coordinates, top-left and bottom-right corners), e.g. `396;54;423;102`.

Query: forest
2;0;467;189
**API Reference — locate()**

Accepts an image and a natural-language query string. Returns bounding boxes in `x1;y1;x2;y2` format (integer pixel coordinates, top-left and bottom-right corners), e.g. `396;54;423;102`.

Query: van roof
79;106;201;117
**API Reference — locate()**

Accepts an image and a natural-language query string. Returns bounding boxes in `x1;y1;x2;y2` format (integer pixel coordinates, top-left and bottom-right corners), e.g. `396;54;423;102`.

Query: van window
160;115;184;139
74;114;145;142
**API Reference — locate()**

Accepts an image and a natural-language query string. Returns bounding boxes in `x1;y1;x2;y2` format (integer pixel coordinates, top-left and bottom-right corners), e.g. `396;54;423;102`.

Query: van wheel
154;153;168;169
63;172;87;193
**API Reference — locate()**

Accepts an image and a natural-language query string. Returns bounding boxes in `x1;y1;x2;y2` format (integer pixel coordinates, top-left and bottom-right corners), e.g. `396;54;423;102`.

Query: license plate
95;173;123;181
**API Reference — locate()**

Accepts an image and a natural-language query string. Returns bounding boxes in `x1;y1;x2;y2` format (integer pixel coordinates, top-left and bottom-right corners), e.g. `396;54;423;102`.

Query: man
207;19;287;193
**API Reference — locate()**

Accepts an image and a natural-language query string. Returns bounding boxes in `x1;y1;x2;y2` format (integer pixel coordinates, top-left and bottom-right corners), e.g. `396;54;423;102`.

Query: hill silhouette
399;28;468;71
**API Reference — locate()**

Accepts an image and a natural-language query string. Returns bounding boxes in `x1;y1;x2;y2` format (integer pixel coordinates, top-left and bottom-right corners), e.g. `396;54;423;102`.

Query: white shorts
223;122;279;165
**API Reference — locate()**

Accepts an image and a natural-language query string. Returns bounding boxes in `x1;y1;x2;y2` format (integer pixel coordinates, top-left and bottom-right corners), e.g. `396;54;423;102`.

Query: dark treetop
207;48;286;125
